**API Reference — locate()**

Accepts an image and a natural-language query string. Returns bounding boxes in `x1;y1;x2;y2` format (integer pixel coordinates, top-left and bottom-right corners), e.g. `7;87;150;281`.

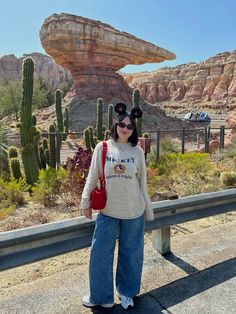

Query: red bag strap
100;141;107;187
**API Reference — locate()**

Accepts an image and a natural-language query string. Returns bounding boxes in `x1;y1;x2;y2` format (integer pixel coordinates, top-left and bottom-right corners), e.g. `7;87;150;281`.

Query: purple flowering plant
61;146;93;204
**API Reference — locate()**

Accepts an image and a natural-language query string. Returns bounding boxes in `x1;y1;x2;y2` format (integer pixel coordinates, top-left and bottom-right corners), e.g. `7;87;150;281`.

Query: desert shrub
221;138;236;159
147;152;221;197
146;145;158;168
0;177;28;218
220;171;236;187
160;137;180;154
32;167;67;207
0;205;16;220
147;141;179;169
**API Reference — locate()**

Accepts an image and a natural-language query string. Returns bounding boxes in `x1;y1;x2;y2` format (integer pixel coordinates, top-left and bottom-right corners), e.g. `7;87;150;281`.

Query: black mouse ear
115;102;127;114
131;107;143;119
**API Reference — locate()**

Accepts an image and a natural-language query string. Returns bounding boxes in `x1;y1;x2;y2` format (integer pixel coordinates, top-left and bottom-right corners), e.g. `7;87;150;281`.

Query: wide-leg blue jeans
89;212;145;305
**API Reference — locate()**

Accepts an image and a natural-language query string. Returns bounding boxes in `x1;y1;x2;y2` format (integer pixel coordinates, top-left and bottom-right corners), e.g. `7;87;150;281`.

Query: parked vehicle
183;111;211;123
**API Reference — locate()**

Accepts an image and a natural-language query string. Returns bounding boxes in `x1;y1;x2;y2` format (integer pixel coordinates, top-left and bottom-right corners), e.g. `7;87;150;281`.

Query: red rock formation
40;13;175;102
0;53;71;90
123;50;236;109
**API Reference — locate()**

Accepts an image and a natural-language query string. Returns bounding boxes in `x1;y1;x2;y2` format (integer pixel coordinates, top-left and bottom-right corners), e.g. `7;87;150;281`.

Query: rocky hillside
123;50;236;113
1;50;236;131
0;52;72;90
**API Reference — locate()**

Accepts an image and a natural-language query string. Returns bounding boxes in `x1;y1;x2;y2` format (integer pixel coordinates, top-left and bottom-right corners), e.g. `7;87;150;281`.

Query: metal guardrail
0;189;236;271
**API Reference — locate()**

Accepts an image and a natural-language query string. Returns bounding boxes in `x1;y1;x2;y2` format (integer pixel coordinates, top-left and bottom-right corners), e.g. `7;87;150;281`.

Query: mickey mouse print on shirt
114;163;126;174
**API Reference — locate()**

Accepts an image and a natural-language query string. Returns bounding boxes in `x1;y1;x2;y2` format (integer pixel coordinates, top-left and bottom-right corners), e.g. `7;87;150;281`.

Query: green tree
0;78;55;119
0;81;21;120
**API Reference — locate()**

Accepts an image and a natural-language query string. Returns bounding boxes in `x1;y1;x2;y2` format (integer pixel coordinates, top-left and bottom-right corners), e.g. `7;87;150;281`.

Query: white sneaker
82;295;114;308
117;291;134;309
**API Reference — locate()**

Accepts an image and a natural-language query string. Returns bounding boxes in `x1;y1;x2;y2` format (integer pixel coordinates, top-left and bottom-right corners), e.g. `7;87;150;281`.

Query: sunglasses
117;122;134;130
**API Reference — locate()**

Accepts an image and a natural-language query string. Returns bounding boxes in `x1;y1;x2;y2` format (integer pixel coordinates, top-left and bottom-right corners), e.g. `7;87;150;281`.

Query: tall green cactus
42;138;49;150
108;104;114;130
88;126;96;150
8;146;22;180
19;57;39;185
39;146;47;169
55;89;64;133
83;128;92;152
49;124;56;168
63;107;69;140
44;148;50;166
96;98;103;141
132;88;142;137
0;143;10;181
10;158;22;180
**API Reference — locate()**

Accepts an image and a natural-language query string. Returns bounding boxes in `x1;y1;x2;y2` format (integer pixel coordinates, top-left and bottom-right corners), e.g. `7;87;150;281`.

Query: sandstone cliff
0;52;72;90
40;13;175;102
123;50;236;112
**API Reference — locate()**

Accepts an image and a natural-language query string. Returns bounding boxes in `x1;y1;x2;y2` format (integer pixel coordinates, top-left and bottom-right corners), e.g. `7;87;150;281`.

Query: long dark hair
110;112;138;146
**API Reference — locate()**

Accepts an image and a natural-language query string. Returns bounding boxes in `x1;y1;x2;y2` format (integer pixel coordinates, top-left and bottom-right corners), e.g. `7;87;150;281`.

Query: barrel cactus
8;146;18;158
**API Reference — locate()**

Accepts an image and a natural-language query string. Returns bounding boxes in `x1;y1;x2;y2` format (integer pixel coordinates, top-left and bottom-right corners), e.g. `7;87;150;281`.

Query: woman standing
81;103;154;310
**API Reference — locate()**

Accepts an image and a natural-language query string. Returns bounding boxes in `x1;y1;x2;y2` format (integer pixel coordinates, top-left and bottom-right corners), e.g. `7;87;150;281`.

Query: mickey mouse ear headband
115;102;127;114
115;102;143;119
131;107;143;119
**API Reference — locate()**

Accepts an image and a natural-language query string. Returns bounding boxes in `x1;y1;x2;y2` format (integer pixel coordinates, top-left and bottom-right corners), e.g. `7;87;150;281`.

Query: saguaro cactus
39;146;47;169
49;124;57;168
96;98;103;141
10;158;22;180
8;146;22;180
88;126;96;150
83;128;92;152
63;107;69;140
55;89;64;133
132;88;142;137
108;104;114;130
19;57;39;185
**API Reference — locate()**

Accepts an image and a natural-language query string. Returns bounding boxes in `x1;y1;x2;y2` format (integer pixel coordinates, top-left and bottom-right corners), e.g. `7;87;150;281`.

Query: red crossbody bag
90;141;108;210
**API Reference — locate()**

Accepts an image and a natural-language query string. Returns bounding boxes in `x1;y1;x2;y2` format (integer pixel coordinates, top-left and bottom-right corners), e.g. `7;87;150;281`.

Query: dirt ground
0;204;235;290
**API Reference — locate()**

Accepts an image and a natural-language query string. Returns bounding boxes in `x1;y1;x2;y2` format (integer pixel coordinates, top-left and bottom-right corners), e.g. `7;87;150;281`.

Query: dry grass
0;200;81;232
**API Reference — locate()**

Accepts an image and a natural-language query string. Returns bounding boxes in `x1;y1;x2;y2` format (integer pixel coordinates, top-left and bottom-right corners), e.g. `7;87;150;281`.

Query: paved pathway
0;221;235;313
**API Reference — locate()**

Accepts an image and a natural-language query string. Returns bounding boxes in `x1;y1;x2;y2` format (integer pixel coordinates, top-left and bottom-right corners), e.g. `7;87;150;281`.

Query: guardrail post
151;192;179;255
152;227;171;255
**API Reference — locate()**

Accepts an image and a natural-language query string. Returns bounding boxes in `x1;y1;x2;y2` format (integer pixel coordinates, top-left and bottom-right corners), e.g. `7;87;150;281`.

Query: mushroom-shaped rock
40;13;175;101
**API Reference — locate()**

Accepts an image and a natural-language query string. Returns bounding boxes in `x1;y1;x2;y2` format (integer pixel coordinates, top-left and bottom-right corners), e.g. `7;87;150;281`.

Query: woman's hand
82;207;92;219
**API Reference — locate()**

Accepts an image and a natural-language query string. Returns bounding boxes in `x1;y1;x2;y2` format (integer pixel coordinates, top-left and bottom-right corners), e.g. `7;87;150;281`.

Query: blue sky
1;0;235;73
